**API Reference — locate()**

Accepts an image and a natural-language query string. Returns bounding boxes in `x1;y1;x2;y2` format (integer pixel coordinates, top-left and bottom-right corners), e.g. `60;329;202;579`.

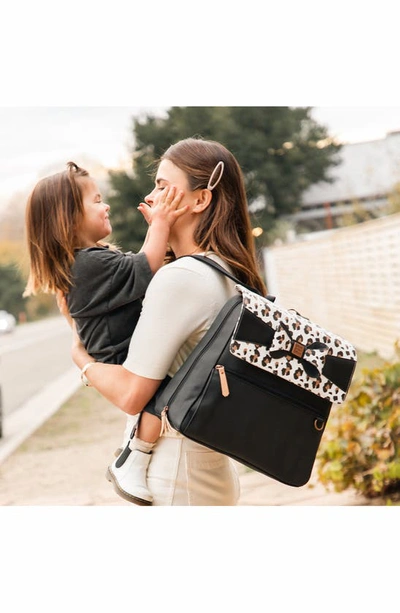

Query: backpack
153;255;357;487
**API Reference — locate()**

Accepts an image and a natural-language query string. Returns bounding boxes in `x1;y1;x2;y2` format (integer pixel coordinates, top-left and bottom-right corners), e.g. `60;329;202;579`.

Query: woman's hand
56;290;73;328
56;290;92;368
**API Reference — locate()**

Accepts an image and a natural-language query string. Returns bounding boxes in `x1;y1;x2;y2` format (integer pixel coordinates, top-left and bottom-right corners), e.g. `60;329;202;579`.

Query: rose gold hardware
314;418;325;431
216;365;230;397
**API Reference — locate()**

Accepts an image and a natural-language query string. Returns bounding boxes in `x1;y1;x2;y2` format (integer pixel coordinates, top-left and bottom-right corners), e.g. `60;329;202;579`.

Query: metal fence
263;213;400;359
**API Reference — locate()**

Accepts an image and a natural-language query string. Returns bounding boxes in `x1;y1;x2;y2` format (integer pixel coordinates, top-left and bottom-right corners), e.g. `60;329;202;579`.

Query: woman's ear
192;189;212;213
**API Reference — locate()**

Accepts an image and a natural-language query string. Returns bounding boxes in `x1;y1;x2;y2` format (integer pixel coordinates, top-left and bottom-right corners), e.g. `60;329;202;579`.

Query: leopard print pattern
230;285;357;405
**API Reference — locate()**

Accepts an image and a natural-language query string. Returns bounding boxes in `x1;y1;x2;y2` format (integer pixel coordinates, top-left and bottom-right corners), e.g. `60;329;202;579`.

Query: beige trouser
122;415;240;506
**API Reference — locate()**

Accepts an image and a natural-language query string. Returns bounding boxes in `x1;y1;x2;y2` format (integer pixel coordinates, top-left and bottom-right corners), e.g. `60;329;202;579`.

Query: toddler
24;161;186;505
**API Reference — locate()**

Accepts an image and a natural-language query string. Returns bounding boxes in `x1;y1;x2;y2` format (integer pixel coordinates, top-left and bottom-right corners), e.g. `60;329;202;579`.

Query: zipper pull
216;365;230;397
160;406;175;436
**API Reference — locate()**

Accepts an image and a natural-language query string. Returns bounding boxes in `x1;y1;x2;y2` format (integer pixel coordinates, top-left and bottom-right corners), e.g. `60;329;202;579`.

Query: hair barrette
207;161;225;191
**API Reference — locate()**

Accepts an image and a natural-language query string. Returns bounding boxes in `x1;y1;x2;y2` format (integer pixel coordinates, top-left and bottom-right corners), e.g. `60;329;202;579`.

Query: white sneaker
106;444;153;506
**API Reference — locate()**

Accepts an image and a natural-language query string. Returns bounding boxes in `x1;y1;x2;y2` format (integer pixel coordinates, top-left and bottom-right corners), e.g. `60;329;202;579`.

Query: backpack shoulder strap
180;254;275;301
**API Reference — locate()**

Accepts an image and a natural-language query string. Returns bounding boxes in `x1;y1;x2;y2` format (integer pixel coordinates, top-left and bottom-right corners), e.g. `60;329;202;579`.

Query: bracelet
81;361;97;387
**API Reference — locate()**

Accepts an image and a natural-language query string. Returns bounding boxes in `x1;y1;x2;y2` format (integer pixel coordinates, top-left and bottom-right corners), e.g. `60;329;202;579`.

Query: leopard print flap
230;285;357;405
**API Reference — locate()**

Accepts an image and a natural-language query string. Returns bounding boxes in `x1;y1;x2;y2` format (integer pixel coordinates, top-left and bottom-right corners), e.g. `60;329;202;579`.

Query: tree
106;107;342;250
0;263;27;318
107;168;149;254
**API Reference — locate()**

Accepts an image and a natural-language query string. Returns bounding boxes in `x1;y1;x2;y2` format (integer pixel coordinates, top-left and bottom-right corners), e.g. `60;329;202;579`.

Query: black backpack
152;255;357;487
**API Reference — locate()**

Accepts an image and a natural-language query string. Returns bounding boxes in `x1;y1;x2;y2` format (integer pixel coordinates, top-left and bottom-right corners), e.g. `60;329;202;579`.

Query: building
289;130;400;234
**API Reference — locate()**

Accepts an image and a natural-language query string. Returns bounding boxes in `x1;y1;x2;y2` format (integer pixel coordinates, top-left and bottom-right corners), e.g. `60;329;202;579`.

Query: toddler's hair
24;162;89;295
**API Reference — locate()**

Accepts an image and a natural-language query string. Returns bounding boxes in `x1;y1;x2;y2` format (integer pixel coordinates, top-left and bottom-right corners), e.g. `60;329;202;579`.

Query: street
0;316;73;417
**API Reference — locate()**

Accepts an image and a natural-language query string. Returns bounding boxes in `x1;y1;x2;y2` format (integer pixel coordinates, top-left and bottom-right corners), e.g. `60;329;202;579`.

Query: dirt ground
0;382;382;507
0;386;132;506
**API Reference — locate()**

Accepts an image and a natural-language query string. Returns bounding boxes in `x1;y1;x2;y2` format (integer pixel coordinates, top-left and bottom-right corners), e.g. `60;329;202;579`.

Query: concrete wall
263;213;400;359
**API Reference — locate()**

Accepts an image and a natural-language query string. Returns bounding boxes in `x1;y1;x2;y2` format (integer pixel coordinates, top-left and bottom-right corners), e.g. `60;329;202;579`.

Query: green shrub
317;343;400;499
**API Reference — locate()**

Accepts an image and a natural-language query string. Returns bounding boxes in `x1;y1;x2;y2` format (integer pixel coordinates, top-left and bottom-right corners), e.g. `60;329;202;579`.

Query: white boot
106;439;154;505
114;415;139;456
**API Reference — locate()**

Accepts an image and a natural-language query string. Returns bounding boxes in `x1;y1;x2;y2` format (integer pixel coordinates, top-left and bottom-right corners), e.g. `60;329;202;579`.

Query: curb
0;366;81;465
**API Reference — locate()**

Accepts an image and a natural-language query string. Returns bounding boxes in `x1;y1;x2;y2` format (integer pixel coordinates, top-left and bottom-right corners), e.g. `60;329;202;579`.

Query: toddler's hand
151;185;187;227
137;201;153;225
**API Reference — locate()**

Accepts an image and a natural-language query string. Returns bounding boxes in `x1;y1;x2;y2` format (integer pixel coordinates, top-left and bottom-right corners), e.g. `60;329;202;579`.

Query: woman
67;136;267;506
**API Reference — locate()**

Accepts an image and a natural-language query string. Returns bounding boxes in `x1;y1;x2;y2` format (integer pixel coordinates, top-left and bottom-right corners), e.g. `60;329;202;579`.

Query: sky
0;106;166;207
0;105;399;216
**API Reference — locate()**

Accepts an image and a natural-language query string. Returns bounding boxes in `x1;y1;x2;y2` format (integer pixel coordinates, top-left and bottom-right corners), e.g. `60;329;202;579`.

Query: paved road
0;315;72;416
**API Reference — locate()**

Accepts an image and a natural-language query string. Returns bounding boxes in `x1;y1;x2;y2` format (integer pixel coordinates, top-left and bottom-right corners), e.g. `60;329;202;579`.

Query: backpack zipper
216;364;230;397
161;296;241;416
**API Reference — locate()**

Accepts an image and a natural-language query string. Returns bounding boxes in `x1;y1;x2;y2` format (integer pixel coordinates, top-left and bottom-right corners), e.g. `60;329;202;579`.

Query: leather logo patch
291;341;305;358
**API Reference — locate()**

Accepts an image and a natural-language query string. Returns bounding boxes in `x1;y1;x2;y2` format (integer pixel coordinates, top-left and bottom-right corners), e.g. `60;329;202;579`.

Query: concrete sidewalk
0;378;370;506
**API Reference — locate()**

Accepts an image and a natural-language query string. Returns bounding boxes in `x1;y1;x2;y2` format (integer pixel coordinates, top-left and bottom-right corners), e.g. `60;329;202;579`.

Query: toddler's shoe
106;441;153;506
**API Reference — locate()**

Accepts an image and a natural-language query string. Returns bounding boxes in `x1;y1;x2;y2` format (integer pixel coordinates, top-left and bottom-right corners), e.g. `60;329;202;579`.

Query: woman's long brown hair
24;162;89;295
161;137;267;295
